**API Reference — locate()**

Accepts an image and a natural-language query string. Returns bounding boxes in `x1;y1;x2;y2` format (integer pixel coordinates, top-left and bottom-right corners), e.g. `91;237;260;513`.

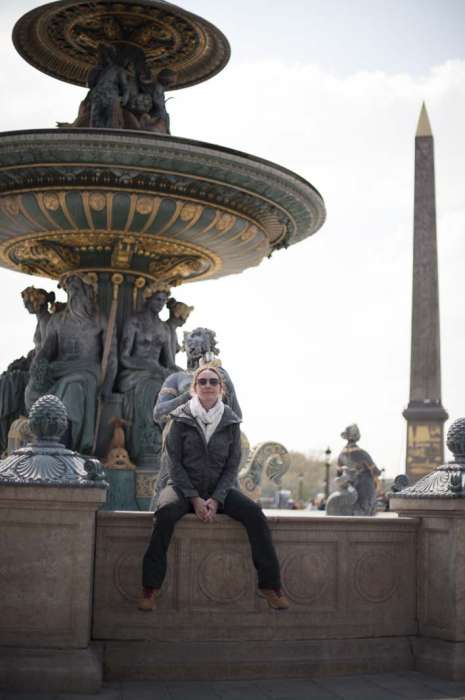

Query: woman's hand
190;496;209;522
205;498;219;522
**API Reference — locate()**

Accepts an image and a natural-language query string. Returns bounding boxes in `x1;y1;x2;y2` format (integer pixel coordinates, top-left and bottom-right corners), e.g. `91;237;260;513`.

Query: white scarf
189;395;224;443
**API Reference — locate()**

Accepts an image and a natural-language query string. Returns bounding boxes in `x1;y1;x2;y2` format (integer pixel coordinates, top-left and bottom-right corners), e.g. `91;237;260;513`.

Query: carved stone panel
280;544;338;611
93;513;418;643
0;521;76;639
93;527;178;616
418;518;455;638
191;544;256;611
353;550;397;603
0;485;104;649
347;535;413;617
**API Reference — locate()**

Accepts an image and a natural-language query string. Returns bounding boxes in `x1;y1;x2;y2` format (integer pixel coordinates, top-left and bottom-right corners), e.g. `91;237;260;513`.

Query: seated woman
139;365;289;611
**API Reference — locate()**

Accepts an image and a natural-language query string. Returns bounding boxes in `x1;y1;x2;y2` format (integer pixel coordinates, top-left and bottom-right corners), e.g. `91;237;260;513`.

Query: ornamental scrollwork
148;255;209;285
394;468;465;499
10;240;79;278
239;442;289;493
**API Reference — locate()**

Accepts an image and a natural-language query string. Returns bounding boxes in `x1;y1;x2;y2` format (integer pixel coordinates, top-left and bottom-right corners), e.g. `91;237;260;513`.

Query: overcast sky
0;0;464;477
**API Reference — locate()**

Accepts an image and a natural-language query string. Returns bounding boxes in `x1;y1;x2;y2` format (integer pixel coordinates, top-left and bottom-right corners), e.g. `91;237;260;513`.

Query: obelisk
403;103;448;481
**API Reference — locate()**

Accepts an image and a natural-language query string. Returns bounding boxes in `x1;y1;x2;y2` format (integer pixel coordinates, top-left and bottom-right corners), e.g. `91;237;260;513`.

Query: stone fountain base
0;484;106;693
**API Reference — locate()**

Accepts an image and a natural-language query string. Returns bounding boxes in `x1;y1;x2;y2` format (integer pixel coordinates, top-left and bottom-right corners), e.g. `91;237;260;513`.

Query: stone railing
93;511;418;680
5;402;465;692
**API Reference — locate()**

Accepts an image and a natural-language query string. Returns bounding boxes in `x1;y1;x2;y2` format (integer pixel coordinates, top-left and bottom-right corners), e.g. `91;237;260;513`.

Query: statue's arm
32;319;57;365
360;449;382;476
166;321;180;362
228;385;242;419
153;376;191;426
159;332;178;371
26;321;58;405
119;321;148;371
119;69;130;106
119;322;136;369
221;369;242;419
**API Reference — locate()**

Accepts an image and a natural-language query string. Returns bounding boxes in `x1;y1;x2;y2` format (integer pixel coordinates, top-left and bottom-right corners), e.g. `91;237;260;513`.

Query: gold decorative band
0;230;223;286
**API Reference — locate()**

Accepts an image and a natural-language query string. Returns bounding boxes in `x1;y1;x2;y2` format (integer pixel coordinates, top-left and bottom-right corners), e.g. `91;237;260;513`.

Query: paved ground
4;672;465;700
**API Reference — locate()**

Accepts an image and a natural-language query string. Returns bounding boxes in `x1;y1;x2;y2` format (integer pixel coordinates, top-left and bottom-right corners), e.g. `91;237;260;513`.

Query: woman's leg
222;488;281;589
142;486;190;588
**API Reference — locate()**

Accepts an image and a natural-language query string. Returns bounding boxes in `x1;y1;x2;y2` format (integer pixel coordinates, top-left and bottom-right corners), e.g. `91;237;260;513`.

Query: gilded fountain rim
0;129;326;284
0;128;325;206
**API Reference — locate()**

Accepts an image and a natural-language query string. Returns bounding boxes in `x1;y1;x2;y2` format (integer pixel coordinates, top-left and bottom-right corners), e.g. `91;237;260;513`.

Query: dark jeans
143;486;281;590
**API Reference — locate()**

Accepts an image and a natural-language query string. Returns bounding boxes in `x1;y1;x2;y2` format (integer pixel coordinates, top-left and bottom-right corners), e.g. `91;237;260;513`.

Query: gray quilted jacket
151;401;241;510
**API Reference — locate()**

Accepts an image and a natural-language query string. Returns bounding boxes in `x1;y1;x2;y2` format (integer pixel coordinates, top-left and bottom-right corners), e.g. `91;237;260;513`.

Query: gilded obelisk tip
416;102;433;138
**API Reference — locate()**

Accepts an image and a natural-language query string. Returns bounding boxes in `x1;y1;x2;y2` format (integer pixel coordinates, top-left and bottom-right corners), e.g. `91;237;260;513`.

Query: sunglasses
197;377;220;386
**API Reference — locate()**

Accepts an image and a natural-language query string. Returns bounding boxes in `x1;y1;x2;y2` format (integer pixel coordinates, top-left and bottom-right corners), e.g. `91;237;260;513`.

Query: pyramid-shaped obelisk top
416;102;433;138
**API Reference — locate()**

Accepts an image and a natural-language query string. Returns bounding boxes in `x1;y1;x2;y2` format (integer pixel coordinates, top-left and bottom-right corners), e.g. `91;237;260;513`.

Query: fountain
0;0;326;508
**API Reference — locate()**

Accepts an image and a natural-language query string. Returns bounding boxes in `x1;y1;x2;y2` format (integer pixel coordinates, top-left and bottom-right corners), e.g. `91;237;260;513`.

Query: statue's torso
52;314;102;364
130;313;169;362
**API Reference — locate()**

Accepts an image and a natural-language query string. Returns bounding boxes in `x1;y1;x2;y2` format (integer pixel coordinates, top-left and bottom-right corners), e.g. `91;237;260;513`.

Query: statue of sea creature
327;424;381;516
239;442;289;494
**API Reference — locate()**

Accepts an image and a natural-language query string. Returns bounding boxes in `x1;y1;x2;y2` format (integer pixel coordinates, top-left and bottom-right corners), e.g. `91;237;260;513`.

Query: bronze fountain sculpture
0;0;326;508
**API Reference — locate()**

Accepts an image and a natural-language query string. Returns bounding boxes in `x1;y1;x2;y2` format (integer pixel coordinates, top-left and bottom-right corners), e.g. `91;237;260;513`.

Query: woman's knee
154;501;185;525
227;493;266;524
246;502;267;525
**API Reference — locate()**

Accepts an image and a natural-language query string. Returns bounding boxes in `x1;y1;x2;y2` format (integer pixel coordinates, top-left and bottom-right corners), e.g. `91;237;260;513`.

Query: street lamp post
297;472;304;507
324;446;332;501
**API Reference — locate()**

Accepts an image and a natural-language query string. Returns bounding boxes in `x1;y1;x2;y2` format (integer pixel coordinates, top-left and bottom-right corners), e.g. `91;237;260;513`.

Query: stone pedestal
390;496;465;679
391;417;465;680
0;484;106;692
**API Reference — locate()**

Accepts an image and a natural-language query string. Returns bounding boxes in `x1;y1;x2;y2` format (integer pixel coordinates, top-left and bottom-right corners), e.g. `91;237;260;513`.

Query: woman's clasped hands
190;496;219;523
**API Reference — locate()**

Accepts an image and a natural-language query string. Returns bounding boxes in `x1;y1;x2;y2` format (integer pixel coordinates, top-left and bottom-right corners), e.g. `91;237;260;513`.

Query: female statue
21;287;56;351
165;298;194;366
0;287;55;453
26;274;114;454
117;285;177;465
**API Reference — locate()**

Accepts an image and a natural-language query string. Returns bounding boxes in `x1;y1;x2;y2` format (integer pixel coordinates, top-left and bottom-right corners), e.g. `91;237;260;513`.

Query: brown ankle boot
138;586;160;611
258;587;290;610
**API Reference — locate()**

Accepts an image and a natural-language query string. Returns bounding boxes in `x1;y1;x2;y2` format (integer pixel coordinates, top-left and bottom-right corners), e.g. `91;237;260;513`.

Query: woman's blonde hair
190;365;225;395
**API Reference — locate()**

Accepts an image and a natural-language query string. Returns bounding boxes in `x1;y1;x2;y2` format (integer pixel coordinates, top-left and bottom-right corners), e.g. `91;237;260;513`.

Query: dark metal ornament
0;394;107;488
13;0;230;90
